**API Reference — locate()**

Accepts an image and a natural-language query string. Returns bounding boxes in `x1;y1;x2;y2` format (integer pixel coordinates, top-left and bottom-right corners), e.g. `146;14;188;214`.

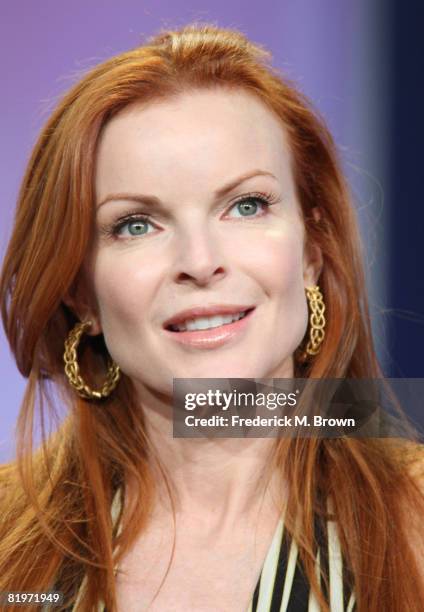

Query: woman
0;23;423;612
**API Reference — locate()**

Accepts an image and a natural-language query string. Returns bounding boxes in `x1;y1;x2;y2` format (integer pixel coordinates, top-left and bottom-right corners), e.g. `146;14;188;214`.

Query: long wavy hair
1;23;423;611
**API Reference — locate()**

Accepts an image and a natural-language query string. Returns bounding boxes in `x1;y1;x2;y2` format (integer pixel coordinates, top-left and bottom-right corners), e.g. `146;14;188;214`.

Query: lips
163;304;256;329
163;306;256;349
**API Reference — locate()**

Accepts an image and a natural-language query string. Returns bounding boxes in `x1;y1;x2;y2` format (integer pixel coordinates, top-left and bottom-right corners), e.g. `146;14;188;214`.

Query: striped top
247;512;356;611
69;489;357;611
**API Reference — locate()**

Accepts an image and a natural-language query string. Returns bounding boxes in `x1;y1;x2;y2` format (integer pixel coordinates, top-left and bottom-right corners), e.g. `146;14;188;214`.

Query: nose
173;226;226;287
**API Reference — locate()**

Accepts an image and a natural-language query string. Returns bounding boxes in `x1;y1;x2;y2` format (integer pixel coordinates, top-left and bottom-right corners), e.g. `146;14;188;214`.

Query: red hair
1;23;423;611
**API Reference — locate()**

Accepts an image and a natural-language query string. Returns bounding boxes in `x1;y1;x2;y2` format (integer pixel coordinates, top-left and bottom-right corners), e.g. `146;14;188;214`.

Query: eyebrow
96;169;278;210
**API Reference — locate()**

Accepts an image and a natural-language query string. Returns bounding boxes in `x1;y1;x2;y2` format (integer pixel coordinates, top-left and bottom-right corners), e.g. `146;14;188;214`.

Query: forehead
95;88;294;198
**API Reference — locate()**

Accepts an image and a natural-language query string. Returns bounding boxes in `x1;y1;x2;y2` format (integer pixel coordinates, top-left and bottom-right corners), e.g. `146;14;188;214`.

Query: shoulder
401;442;424;579
398;440;424;497
399;441;424;490
0;463;10;504
0;461;25;515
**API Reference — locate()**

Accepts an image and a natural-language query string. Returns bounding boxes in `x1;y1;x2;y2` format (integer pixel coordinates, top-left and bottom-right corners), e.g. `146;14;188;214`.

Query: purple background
1;1;422;462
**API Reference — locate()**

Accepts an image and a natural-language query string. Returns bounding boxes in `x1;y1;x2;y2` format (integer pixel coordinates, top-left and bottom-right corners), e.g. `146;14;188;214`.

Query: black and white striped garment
246;512;356;611
70;489;357;611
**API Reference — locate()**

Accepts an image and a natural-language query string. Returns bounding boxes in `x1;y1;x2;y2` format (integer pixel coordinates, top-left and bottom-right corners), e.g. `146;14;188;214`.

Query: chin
177;362;265;380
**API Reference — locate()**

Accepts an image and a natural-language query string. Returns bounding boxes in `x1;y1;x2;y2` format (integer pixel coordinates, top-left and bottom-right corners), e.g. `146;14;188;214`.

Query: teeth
171;311;247;332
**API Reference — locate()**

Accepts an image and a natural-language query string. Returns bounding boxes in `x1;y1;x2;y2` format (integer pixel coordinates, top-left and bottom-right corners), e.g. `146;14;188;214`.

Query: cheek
235;226;309;349
233;225;305;295
91;252;160;333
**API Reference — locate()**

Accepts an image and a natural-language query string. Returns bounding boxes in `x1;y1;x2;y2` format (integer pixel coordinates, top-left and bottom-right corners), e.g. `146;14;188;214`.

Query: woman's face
82;88;321;397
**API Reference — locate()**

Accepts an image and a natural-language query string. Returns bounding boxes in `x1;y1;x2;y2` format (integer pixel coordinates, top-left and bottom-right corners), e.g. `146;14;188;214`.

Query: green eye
230;197;270;218
126;220;149;235
114;216;153;237
237;201;259;216
110;193;274;240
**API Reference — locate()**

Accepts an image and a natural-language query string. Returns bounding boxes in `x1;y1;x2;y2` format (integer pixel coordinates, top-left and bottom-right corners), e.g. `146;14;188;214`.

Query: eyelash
100;191;279;240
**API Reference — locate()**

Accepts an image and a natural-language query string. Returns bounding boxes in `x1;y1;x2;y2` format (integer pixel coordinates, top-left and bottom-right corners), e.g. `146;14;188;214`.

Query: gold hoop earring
63;321;121;399
297;285;326;362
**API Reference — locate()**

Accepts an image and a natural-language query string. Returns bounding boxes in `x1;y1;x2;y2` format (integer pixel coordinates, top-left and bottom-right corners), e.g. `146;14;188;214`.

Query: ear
63;274;102;336
303;206;323;286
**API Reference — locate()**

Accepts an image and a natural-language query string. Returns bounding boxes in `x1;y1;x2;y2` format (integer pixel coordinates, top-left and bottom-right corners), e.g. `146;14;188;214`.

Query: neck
130;374;291;529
